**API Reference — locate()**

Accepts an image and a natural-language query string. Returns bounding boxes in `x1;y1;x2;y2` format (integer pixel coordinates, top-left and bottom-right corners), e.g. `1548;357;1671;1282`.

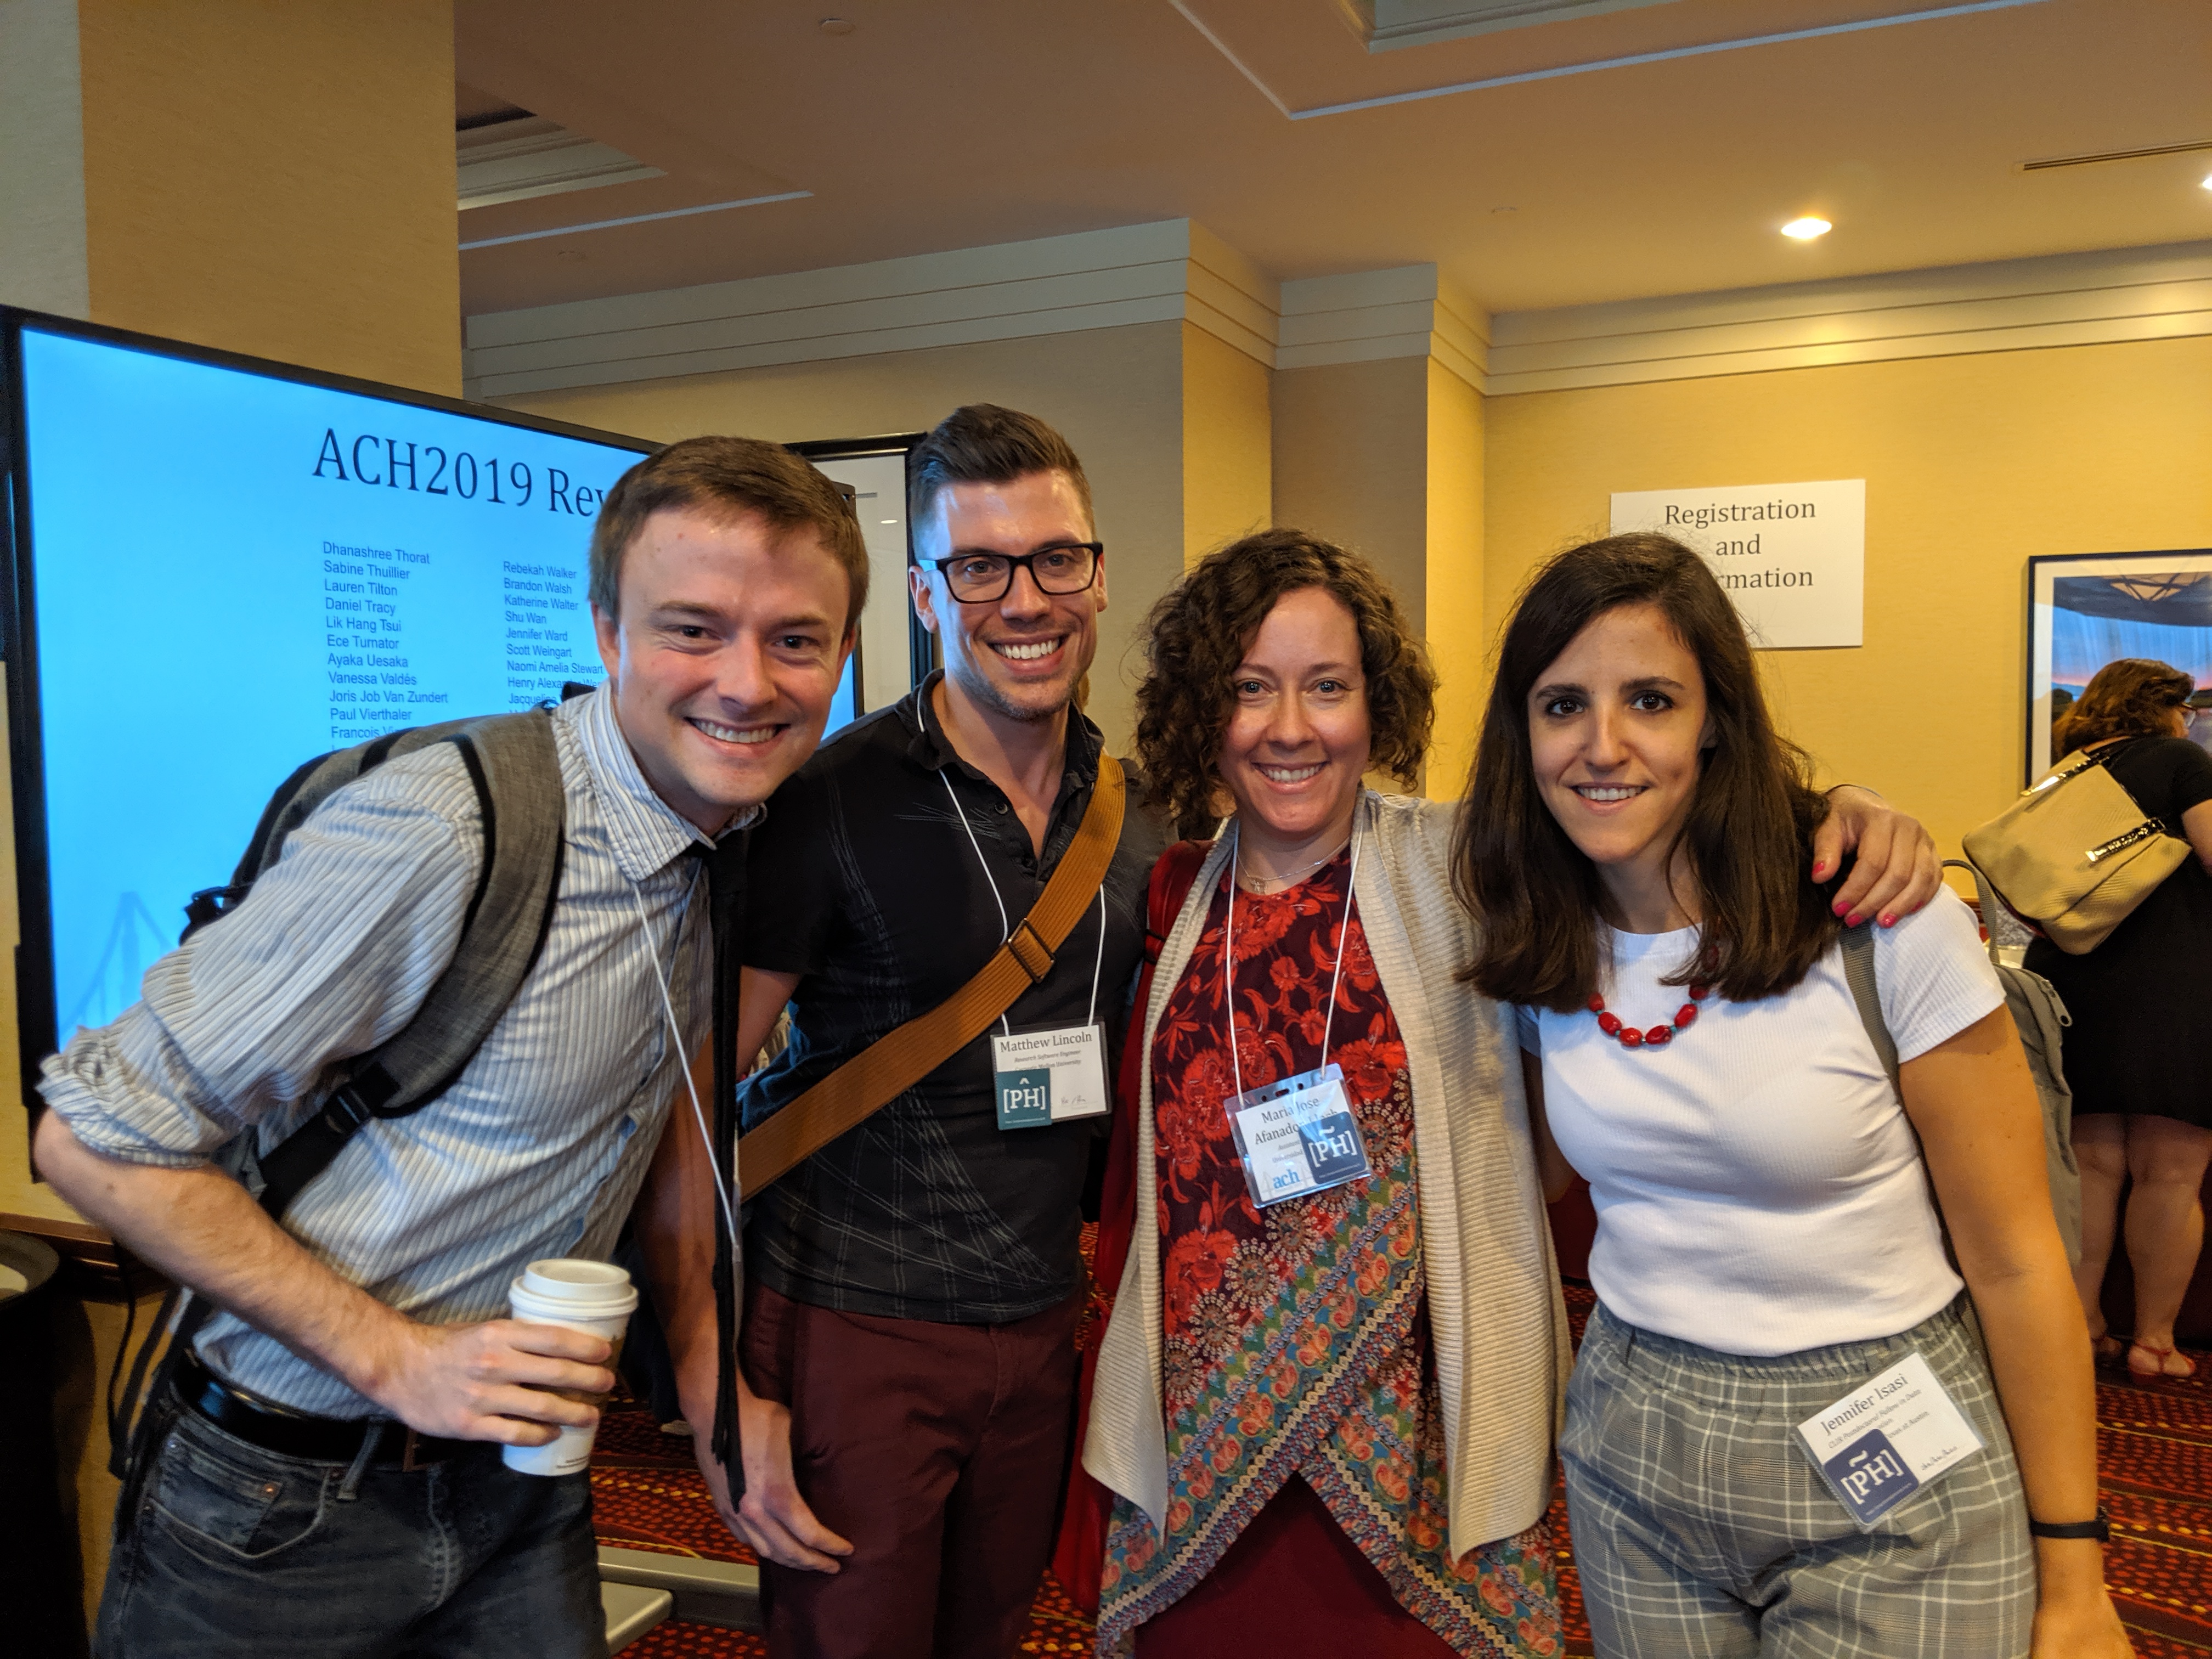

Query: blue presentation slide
19;328;647;1037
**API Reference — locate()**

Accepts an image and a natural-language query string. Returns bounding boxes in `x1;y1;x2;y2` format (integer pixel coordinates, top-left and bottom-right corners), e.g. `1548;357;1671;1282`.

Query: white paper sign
1794;1351;1984;1528
1610;478;1865;648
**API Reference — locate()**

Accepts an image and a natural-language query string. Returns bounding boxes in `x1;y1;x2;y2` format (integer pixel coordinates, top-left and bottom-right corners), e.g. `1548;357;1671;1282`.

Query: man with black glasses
640;404;1167;1659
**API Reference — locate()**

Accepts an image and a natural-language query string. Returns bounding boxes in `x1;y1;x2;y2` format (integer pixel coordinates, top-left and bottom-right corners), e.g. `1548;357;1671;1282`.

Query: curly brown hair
2052;657;2194;757
1133;529;1436;830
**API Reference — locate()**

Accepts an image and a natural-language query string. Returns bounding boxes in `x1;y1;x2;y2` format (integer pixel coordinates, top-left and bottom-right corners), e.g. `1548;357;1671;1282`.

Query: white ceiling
453;0;2212;321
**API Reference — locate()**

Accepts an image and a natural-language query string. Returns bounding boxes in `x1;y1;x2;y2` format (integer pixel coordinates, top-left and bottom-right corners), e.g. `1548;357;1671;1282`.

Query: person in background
2034;657;2212;1380
1463;533;2129;1658
32;438;864;1659
1079;529;1943;1658
639;405;1167;1659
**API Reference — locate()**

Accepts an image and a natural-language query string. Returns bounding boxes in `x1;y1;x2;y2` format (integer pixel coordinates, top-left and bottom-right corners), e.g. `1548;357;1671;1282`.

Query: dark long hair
2052;657;2193;757
1455;533;1837;1011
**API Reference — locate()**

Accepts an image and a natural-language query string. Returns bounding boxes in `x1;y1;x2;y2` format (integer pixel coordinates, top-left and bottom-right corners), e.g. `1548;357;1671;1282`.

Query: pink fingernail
1880;913;1896;928
1844;913;1863;927
1832;899;1848;916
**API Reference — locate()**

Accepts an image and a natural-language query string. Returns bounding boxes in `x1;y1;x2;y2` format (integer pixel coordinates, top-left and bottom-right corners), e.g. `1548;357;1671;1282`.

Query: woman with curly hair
2036;658;2212;1380
1069;530;1936;1658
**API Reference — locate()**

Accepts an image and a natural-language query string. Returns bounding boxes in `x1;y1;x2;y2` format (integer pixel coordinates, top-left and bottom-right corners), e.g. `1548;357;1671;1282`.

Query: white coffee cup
501;1257;639;1477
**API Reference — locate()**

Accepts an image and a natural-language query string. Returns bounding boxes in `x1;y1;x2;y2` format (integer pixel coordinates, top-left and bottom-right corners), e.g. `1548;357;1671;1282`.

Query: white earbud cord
1224;819;1362;1108
629;872;740;1261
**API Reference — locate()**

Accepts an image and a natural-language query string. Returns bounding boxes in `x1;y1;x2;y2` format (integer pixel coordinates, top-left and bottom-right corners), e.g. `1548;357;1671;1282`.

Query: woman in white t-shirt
1455;534;2129;1659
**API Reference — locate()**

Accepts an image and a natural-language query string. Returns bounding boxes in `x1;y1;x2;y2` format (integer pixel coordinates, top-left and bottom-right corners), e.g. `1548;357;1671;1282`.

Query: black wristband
2028;1506;2111;1542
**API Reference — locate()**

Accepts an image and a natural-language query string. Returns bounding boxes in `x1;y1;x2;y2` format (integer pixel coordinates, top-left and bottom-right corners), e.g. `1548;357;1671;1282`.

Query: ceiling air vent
457;116;664;211
1342;0;1686;53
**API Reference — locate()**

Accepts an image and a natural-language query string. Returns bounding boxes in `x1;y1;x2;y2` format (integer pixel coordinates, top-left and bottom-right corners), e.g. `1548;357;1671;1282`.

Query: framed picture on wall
2025;548;2212;783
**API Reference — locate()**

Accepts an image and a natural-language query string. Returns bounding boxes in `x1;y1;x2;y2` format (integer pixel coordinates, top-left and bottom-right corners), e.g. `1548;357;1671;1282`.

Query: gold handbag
1962;743;2190;955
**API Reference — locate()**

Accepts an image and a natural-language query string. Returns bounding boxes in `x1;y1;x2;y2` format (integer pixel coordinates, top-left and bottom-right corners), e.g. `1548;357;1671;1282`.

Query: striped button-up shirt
41;686;743;1417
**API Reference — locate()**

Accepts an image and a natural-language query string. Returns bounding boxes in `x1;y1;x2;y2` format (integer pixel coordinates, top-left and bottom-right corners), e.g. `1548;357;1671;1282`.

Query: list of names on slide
318;541;604;746
324;540;445;744
502;562;605;710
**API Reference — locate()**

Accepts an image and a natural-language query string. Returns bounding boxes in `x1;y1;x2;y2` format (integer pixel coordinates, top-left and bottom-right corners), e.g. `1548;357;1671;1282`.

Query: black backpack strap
254;708;567;1221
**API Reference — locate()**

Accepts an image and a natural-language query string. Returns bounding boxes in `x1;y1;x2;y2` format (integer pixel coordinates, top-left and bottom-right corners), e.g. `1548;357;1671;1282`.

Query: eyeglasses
929;542;1102;604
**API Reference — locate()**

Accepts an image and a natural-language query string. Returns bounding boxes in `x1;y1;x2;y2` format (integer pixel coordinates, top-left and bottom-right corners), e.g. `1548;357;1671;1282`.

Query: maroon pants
740;1280;1082;1659
1134;1475;1455;1658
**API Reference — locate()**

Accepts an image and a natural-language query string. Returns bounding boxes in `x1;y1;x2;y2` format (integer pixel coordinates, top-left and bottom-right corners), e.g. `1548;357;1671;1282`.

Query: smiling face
1219;586;1372;856
594;505;853;834
1527;601;1713;904
909;469;1103;725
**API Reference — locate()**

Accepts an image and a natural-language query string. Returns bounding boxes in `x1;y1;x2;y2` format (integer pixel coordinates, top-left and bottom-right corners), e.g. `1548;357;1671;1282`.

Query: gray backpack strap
1941;859;2082;1264
1843;897;2085;1279
111;712;567;1485
252;709;567;1218
1839;919;1901;1100
1841;918;1965;1266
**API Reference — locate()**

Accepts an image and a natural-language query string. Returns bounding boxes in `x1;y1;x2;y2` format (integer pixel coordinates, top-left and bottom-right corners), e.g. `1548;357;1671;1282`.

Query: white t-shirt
1517;891;2004;1357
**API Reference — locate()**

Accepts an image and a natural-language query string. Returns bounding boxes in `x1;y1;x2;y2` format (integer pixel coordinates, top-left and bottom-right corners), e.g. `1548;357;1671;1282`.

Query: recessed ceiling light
2202;172;2212;190
1781;216;1833;241
820;16;855;34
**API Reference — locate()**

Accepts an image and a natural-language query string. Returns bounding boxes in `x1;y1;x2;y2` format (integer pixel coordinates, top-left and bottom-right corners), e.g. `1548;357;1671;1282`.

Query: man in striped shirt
34;438;866;1658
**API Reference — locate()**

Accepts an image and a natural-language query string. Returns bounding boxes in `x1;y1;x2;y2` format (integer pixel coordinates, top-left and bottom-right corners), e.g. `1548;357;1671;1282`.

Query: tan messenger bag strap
736;753;1127;1197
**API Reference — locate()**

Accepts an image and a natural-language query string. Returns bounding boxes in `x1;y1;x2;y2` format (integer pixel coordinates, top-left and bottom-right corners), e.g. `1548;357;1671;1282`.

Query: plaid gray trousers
1562;1297;2037;1658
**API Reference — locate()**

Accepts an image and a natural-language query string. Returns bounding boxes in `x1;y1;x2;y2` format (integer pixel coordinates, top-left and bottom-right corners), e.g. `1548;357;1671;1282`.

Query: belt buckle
399;1427;429;1472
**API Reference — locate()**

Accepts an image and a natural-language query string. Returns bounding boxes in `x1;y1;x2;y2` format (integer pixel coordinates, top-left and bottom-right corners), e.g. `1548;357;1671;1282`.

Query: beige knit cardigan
1082;790;1571;1562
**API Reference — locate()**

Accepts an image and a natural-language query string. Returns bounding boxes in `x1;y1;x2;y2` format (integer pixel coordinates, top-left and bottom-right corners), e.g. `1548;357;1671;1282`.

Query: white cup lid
518;1257;634;1307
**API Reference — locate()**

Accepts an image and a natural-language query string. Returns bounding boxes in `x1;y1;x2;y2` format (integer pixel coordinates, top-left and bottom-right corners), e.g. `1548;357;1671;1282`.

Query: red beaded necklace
1588;982;1712;1049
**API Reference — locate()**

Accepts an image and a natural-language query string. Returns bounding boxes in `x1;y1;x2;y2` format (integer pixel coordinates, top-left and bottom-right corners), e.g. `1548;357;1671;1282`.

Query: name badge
1226;1064;1372;1209
991;1022;1110;1130
1795;1350;1984;1529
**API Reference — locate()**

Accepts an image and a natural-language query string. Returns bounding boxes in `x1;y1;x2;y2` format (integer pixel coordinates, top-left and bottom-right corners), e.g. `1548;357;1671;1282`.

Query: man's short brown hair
589;436;870;630
908;404;1093;534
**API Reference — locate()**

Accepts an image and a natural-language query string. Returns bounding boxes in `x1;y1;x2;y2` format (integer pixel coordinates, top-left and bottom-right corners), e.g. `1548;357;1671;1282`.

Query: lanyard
627;864;738;1261
1223;820;1362;1106
941;769;1107;1034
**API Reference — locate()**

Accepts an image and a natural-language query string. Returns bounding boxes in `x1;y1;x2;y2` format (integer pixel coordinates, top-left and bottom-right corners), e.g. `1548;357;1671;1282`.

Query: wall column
1271;268;1489;794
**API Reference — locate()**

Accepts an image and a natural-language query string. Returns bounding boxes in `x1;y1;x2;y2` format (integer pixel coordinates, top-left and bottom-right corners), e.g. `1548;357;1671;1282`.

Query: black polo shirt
740;674;1167;1324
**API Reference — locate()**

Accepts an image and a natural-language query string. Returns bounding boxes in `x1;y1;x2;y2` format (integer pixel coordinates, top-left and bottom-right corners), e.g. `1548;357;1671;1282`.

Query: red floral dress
1097;850;1560;1657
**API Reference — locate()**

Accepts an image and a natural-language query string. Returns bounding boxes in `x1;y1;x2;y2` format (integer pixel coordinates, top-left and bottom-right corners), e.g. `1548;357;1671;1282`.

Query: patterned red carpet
591;1283;2212;1657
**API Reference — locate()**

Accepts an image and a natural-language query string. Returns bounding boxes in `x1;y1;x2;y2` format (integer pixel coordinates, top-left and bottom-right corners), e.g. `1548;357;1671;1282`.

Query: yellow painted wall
1425;359;1485;797
1481;337;2212;855
76;0;460;394
1181;321;1272;567
1272;357;1431;637
494;322;1188;751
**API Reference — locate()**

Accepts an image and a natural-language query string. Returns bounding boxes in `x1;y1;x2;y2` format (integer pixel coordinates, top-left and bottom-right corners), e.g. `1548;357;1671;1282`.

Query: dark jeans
98;1395;604;1659
742;1279;1083;1659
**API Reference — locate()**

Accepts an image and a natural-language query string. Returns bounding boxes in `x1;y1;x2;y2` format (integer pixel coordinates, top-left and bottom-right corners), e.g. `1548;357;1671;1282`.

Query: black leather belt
174;1352;474;1470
